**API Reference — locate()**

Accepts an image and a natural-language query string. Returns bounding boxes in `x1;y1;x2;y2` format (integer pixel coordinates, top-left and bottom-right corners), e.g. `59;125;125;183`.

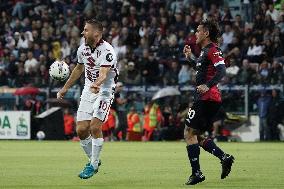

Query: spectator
0;67;8;87
267;89;282;141
113;82;128;141
24;51;38;73
124;61;141;85
257;90;271;141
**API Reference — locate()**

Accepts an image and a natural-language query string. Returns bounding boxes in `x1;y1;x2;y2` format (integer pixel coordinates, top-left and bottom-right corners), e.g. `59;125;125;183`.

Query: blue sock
186;144;200;174
201;138;225;161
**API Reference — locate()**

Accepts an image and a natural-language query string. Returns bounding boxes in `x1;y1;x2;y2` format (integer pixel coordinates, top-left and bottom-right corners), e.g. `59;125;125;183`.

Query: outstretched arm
57;64;84;99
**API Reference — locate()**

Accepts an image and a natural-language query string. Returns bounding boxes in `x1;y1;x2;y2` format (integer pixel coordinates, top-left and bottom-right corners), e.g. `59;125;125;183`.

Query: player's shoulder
100;40;115;52
77;43;88;53
207;43;223;56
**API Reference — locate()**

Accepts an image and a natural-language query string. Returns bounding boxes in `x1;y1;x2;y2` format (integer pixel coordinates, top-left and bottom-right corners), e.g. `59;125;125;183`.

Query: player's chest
82;50;103;68
196;50;209;70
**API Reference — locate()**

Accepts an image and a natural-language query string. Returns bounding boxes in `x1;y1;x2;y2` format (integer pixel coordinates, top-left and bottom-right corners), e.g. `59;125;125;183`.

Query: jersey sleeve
76;47;84;64
100;50;116;67
207;46;225;67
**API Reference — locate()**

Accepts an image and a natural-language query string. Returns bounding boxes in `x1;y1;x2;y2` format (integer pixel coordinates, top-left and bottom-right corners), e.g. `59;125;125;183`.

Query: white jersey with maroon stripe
77;40;118;92
76;40;118;122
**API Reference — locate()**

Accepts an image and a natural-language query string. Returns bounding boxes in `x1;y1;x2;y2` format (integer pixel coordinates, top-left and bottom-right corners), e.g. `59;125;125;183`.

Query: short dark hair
200;19;220;43
85;19;103;32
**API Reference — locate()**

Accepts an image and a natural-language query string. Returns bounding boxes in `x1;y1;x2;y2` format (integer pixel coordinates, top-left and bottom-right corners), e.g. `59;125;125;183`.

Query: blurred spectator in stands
266;3;280;22
113;82;128;141
237;59;257;84
124;61;141;85
24;51;38;73
221;6;233;25
14;66;29;87
264;14;275;31
35;64;49;87
164;59;180;85
0;67;8;87
63;108;75;140
270;60;283;84
272;36;284;62
221;25;234;52
178;63;191;85
246;37;264;63
52;41;61;60
267;89;281;141
241;0;254;23
257;90;271;141
127;106;142;141
60;41;71;59
225;58;240;84
258;60;271;84
141;51;159;85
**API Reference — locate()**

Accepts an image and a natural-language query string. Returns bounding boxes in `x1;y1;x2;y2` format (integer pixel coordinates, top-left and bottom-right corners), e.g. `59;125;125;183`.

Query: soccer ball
36;131;45;140
49;61;70;81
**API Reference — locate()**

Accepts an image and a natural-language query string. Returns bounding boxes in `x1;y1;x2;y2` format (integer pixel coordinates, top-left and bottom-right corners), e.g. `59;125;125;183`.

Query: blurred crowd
1;0;284;141
0;0;284;88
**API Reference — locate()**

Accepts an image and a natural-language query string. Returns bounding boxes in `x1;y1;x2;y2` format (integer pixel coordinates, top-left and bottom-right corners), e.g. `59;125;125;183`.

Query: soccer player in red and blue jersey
183;20;235;185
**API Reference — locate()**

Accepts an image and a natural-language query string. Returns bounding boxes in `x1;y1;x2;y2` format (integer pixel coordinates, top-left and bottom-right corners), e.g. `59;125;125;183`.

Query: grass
0;141;283;189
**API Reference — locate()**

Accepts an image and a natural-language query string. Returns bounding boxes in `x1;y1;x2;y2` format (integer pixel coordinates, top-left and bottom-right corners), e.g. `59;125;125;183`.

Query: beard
85;37;94;46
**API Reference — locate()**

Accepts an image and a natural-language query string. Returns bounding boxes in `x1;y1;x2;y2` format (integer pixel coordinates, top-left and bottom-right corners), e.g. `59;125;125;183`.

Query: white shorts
77;88;114;122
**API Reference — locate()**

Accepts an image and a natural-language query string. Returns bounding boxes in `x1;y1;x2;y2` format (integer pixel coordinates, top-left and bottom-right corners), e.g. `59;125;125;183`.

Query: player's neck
90;38;103;49
201;39;211;48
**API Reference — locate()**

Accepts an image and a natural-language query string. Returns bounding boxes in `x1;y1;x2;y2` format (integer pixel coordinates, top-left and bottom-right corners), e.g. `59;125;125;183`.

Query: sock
80;135;92;160
91;138;104;168
201;138;225;161
186;144;201;175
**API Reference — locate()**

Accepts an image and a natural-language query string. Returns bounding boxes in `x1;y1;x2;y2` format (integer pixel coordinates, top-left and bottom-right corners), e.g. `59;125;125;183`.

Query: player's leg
198;135;234;179
198;101;235;179
76;120;92;159
76;96;102;179
184;101;205;185
79;94;113;179
90;117;104;170
184;127;205;185
77;97;95;160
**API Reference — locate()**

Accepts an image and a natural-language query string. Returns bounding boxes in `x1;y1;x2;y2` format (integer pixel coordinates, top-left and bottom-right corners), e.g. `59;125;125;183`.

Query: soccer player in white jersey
57;19;118;179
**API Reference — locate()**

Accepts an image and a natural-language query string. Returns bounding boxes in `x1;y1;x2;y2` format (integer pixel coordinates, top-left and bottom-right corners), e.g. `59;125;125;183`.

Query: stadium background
0;0;284;142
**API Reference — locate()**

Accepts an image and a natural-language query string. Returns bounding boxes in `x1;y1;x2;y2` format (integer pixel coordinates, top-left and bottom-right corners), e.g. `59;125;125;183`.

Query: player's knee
76;125;89;138
197;135;205;145
184;127;195;140
90;124;102;135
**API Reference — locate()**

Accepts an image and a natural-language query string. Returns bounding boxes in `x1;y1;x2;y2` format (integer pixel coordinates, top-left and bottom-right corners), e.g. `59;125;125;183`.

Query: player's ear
205;30;209;38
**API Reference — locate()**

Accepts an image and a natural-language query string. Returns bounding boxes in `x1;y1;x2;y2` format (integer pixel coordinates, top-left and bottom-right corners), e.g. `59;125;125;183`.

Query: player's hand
57;87;68;99
197;84;209;94
90;83;100;94
183;45;192;59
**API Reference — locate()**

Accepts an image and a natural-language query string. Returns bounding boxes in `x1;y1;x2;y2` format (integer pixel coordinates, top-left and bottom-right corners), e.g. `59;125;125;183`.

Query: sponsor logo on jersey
106;53;113;62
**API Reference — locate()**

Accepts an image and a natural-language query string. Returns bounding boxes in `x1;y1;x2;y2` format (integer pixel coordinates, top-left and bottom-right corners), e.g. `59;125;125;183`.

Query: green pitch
0;141;283;189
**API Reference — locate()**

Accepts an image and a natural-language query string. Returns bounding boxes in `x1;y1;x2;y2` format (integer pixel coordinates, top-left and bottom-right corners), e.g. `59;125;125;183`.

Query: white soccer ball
49;61;70;81
36;131;45;140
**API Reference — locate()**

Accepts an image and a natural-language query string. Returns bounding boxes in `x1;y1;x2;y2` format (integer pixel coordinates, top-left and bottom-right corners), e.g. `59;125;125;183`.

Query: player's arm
90;66;111;94
57;64;84;99
206;64;226;88
197;48;226;94
183;45;196;68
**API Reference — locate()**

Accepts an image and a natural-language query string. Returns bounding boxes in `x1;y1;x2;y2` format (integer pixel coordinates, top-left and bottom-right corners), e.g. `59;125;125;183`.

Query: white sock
80;135;92;160
91;138;104;168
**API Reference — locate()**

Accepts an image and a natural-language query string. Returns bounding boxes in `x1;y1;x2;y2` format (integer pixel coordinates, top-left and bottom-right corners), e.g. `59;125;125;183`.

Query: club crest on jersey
82;48;91;56
106;53;113;62
213;51;222;57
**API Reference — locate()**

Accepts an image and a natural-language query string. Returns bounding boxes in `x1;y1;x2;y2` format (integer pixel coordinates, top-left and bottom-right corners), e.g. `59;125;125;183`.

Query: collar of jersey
86;39;104;52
